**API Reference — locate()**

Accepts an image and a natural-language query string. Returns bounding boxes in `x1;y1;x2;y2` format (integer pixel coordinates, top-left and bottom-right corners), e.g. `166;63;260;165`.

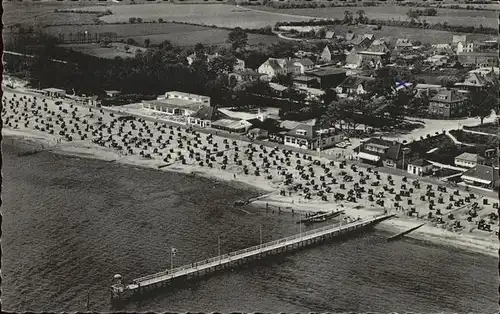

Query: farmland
43;22;281;48
2;0;105;27
74;3;312;28
71;2;499;29
59;43;146;60
250;5;497;28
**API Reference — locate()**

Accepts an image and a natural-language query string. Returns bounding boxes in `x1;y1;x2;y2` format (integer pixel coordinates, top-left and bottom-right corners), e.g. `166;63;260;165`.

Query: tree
129;17;137;24
356;10;366;24
194;43;206;58
318;100;339;129
343;10;353;24
227;27;248;51
366;67;398;97
158;18;164;23
320;88;337;106
136;17;143;23
316;27;326;39
468;83;498;124
274;73;293;87
144;38;151;48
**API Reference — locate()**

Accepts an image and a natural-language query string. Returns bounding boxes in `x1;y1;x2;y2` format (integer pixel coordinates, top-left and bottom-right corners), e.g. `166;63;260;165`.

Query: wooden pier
387;223;426;241
110;213;396;302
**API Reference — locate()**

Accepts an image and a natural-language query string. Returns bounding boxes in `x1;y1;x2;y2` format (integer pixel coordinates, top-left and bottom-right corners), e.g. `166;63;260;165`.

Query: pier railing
132;214;388;284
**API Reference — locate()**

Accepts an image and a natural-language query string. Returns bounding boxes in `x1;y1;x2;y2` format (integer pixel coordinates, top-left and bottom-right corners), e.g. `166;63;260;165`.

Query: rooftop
43;88;66;93
462;164;499;182
293;76;317;82
455;152;485;162
306;67;347;77
294;58;314;67
166;91;210;100
430;89;466;103
144;98;204;110
457;52;497;57
338;75;374;88
358;51;387;56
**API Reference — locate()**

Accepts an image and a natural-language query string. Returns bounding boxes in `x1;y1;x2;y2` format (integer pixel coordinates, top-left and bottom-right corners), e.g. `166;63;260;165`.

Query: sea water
2;141;498;312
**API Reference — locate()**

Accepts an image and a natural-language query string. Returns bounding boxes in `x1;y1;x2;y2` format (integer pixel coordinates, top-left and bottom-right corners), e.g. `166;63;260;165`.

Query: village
3;13;500;256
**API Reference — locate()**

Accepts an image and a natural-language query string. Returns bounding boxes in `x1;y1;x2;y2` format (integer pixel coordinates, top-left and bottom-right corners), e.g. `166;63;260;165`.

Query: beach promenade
2;87;498;257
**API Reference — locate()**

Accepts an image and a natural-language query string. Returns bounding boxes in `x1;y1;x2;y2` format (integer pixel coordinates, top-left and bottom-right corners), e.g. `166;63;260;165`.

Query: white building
42;88;66;98
407;159;433;176
164;91;210;107
456;41;474;54
454;152;485;168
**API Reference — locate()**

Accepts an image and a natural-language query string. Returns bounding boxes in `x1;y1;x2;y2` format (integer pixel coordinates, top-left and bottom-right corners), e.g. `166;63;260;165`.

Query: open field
2;0;105;27
250;5;497;28
44;22;280;48
59;43;146;60
74;3;312;28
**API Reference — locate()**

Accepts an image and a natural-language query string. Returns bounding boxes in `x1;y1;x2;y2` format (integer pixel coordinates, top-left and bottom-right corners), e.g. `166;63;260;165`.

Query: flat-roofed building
455;152;485;168
164;91;210;107
42;88;66;98
457;52;498;68
142;97;206;117
304;67;347;90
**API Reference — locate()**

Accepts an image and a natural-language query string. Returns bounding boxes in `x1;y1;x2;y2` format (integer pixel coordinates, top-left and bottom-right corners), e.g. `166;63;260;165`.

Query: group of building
355;136;499;191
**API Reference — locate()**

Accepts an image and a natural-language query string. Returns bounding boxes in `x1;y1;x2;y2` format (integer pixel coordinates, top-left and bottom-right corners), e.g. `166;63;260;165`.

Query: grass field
252;5;497;28
2;1;105;27
44;22;280;49
74;3;311;28
59;42;146;59
72;2;498;28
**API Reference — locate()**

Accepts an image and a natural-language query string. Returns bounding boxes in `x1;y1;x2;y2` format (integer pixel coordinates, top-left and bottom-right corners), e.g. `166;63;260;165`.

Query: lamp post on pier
170;247;177;278
299;212;302;240
259;225;263;253
218;235;221;264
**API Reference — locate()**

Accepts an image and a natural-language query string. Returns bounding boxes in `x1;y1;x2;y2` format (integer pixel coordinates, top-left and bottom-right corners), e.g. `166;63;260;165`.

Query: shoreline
4;128;497;258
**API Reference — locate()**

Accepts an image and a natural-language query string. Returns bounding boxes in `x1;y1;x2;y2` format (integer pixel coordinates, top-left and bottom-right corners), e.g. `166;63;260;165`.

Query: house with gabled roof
454;72;495;91
258;58;301;78
428;89;467;118
229;69;264;84
363;34;375;41
350;36;373;50
394;38;413;53
357;138;407;168
461;164;499;190
336;75;374;97
325;30;336;39
258;58;287;78
293;58;315;74
320;44;344;63
187;106;231;128
284;123;343;150
367;39;390;54
345;32;356;42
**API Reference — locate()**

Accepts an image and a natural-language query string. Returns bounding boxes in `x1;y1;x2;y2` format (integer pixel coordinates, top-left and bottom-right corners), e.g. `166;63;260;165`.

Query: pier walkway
111;213;395;301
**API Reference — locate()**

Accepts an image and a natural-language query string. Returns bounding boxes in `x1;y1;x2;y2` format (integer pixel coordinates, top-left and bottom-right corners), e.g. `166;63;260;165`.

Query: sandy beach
3;87;498;257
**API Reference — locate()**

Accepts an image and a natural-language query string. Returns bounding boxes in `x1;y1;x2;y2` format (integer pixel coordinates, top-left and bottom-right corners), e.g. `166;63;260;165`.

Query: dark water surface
2;142;498;312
